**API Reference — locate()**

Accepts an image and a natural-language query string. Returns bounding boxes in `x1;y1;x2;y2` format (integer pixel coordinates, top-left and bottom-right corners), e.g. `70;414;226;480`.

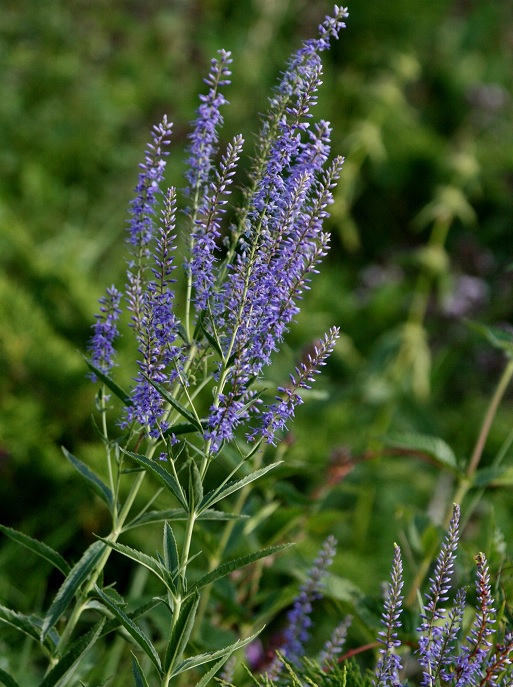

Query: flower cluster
88;6;348;452
247;505;513;687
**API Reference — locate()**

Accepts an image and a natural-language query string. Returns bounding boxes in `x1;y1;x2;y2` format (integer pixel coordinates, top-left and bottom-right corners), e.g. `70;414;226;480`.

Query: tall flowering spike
185;49;232;209
128;116;172;252
268;535;338;680
319;615;352;668
88;285;122;379
374;544;404;687
455;552;496;687
418;504;461;685
124;187;183;436
191;134;244;312
250;327;340;444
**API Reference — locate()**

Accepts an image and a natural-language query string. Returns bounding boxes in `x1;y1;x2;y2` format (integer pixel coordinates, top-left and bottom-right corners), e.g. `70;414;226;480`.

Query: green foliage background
1;0;512;677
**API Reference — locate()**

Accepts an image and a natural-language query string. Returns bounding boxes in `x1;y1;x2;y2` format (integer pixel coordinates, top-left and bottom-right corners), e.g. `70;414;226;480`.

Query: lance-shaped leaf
41;540;106;642
199;462;281;513
95;586;162;675
163;522;179;574
97;538;177;596
170;629;263;678
0;670;21;687
142;374;202;430
82;354;133;405
101;598;162;638
62;447;115;512
38;619;105;687
164;590;200;673
188;459;203;509
124;508;247;531
0;605;59;653
466;321;513;358
131;653;151;687
382;432;461;474
122;450;188;511
0;524;70;576
188;543;292;595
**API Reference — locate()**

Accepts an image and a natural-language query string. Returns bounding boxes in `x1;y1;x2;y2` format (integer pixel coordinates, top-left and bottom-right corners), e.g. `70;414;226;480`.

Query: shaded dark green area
1;0;512;680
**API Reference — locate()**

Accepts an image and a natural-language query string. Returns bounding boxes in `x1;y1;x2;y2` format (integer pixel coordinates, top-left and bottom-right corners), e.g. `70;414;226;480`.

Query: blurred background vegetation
1;0;513;676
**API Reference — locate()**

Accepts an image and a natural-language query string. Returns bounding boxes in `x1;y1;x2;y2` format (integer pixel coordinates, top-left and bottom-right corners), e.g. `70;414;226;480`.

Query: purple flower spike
251;326;340;444
267;535;338;680
374;543;404;687
185;49;233;206
88;285;122;379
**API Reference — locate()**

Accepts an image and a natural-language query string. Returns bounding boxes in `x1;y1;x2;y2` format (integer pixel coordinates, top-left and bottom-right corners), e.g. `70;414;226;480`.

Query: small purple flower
319;615;352;668
88;285;122;379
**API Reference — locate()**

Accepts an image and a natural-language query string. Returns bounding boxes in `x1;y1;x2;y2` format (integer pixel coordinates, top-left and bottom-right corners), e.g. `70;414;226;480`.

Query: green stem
405;357;513;606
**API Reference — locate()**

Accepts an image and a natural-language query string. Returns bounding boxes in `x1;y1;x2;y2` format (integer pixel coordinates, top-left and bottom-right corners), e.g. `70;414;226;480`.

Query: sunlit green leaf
383;432;460;473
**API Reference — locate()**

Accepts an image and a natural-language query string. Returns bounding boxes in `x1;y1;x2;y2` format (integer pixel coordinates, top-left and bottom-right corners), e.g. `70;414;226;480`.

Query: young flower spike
88;285;122;379
267;535;338;680
374;543;404;687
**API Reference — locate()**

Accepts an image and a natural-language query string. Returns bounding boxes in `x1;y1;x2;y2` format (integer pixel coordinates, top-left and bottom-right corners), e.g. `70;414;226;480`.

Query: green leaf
142;374;202;430
38;619;105;687
198;318;223;358
474;465;512;487
188;459;203;509
190;543;292;595
124;508;247;530
163;522;179;574
97;538;176;595
163;421;208;438
101;598;162;638
164;590;200;673
0;669;21;687
466;321;513;358
82;354;133;405
171;630;263;678
41;540;106;642
0;605;59;652
131;653;151;687
95;586;162;674
62;447;115;511
199;462;282;512
193;655;234;687
382;432;460;473
122;450;188;510
0;524;70;576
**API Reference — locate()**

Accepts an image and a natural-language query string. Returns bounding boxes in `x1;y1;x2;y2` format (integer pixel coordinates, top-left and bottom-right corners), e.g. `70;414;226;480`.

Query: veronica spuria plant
0;7;347;686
